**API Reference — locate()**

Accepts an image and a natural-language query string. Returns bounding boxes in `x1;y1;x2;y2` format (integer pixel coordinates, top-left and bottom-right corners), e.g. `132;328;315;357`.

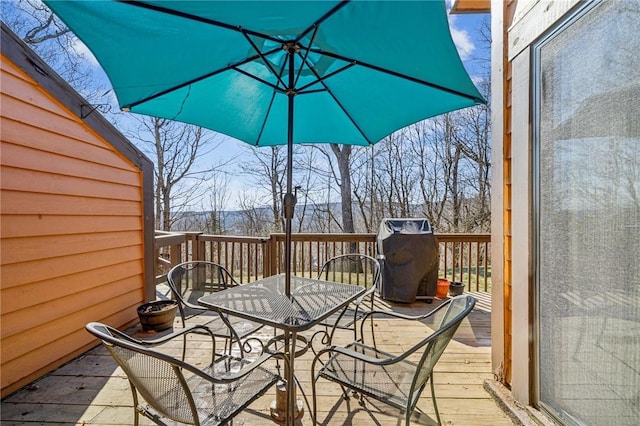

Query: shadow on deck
1;292;512;426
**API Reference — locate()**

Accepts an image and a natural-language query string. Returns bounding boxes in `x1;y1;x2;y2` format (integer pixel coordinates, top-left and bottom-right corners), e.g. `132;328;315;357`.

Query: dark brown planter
449;281;465;297
137;300;178;331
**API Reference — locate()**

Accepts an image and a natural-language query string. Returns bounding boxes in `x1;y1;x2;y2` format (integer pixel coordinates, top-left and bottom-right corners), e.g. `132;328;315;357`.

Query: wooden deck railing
155;231;491;293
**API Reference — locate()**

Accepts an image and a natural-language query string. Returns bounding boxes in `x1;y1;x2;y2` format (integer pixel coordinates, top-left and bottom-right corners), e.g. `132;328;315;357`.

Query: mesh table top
198;275;366;332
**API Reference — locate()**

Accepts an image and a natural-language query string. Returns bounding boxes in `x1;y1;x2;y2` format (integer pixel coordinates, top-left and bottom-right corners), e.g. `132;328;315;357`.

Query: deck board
1;292;512;425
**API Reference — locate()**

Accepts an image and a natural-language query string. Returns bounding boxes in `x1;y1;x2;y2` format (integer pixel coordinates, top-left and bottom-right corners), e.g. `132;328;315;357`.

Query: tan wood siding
0;132;141;184
1;260;143;316
1;47;147;397
0;245;142;288
503;0;515;387
1;214;143;238
451;0;490;14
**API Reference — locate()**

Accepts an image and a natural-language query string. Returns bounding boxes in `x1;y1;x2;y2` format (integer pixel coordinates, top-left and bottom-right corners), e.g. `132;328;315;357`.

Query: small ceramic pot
137;300;178;331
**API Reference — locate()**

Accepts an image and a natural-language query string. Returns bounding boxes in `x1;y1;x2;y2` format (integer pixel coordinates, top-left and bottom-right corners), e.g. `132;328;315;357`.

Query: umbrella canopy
45;1;484;146
45;0;486;295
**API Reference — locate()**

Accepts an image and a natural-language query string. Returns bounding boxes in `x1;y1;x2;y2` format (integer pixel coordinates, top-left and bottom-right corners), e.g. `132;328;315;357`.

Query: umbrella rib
255;91;279;146
254;47;288;146
295;0;350;43
294;25;320;89
294;53;372;144
122;49;280;109
233;67;283;93
309;48;486;104
242;31;288;90
255;42;290;146
119;0;284;44
296;62;355;93
322;87;374;145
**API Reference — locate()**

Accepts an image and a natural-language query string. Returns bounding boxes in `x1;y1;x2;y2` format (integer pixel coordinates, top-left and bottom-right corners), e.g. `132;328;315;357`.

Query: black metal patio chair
85;322;279;426
311;294;476;426
316;253;381;344
167;261;264;356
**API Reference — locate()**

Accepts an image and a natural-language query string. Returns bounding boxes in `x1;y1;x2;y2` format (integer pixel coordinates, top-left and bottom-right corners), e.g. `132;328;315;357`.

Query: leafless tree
8;1;496;236
291;147;325;233
329;144;357;235
414;113;468;232
199;174;231;234
408;119;448;228
368;100;490;234
375;129;420;219
452;80;492;231
351;145;377;232
235;190;273;236
305;176;343;233
239;145;288;233
307;144;357;236
2;0;111;106
129;116;228;231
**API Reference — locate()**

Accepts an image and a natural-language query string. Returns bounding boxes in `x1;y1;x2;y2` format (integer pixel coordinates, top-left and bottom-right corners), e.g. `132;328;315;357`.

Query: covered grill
376;218;439;303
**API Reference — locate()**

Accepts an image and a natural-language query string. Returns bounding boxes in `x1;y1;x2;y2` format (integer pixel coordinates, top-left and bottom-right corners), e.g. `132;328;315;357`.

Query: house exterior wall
0;24;154;397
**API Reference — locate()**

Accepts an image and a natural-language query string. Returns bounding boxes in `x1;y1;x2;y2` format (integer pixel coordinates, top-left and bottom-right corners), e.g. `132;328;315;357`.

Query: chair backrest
410;295;476;404
85;322;200;424
317;253;381;291
167;261;238;318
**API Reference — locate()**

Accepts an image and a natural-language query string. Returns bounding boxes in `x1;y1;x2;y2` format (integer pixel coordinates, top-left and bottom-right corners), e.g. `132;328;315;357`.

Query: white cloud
448;15;475;61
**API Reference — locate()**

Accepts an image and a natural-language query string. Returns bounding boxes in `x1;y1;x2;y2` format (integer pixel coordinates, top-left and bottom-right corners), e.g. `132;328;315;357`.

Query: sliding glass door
534;1;640;425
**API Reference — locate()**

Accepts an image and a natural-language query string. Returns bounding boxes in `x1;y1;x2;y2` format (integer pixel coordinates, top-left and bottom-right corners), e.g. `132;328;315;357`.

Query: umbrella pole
283;43;297;299
283;42;298;426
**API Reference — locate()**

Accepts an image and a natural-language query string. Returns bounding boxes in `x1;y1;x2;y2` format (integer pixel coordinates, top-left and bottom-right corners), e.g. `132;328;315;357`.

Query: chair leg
179;316;188;361
430;373;441;425
294;375;313;422
182;334;187;361
369;315;377;349
311;375;319;425
224;336;231;356
130;382;140;426
328;324;340;346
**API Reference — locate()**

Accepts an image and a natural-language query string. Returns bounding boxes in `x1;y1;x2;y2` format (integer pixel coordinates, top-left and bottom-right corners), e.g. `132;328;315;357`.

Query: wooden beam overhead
450;0;491;14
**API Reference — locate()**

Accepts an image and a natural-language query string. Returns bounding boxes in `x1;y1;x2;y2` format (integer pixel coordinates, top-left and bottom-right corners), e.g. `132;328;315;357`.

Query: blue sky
448;10;491;78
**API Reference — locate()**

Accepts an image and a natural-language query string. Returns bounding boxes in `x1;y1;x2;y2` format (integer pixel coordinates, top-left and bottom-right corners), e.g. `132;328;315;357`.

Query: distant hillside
171;202;345;234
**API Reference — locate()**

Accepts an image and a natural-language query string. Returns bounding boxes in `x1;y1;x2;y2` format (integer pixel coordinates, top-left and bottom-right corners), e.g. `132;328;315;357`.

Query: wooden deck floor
1;292;513;425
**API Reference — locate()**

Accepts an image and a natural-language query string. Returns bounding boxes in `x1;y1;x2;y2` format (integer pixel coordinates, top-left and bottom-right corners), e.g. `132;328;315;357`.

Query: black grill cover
376;218;439;303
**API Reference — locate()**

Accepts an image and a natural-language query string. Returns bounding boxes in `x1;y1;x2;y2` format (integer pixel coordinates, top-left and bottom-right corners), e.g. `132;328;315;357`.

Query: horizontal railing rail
154;231;491;294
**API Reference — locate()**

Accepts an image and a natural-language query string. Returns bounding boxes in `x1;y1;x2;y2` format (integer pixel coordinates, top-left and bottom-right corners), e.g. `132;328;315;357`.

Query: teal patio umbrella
45;0;485;296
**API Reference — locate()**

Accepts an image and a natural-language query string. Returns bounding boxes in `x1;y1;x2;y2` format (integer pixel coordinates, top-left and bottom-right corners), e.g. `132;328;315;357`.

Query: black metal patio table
198;274;366;426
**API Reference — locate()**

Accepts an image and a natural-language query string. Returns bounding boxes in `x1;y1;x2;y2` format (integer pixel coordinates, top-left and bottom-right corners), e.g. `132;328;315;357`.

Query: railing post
180;232;203;262
264;234;277;277
170;243;182;269
196;233;206;262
